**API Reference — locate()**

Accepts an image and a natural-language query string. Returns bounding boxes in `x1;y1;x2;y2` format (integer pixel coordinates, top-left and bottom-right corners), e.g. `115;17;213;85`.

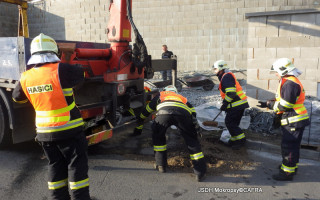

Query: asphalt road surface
0;133;320;200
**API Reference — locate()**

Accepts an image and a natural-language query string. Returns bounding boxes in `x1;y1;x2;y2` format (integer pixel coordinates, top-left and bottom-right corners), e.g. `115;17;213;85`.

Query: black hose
126;0;148;74
118;50;132;70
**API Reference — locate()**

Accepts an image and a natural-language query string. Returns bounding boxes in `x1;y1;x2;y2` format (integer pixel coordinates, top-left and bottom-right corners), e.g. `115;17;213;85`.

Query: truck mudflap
86;119;138;146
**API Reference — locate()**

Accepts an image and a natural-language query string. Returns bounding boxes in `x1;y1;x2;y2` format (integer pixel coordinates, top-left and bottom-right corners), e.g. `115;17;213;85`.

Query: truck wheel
115;111;123;125
0;103;11;148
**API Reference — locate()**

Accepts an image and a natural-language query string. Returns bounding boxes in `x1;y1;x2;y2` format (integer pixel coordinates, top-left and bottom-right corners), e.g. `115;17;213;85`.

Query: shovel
202;110;222;127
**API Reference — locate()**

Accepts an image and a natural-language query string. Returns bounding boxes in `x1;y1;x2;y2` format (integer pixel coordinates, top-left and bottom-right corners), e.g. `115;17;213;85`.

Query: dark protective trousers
225;108;246;143
41;132;90;200
280;125;305;172
161;70;172;81
151;114;206;175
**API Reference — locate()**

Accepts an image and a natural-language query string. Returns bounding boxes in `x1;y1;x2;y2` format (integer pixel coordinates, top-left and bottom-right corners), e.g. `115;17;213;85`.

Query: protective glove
266;100;275;110
220;101;228;111
272;113;282;129
130;127;142;137
257;101;268;108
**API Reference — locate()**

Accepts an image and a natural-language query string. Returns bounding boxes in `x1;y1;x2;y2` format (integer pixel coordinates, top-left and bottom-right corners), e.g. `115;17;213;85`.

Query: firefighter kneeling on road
257;58;310;181
213;60;249;150
12;33;91;200
133;85;206;182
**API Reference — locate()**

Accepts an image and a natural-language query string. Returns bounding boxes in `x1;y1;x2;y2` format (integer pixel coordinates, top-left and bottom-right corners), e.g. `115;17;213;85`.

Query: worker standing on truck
161;45;174;81
134;85;206;182
12;33;91;200
257;58;310;181
213;60;249;150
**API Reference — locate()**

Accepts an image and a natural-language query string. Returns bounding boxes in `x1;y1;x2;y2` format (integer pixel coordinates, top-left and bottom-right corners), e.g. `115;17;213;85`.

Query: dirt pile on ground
89;125;255;176
164;129;254;175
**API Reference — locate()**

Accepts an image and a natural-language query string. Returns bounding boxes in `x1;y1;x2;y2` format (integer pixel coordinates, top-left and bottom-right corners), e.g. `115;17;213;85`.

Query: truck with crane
0;0;178;147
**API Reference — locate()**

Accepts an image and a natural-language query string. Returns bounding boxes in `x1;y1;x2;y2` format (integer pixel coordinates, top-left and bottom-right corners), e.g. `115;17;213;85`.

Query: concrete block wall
1;0;320;74
21;0;320;72
0;3;19;37
27;0;109;42
247;9;320;107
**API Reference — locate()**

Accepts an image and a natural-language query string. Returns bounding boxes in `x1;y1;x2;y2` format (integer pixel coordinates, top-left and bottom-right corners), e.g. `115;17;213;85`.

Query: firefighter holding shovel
211;60;249;150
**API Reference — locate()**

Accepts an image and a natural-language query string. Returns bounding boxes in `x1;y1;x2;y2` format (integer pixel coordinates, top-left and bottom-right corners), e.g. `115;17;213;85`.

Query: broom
202;110;222;127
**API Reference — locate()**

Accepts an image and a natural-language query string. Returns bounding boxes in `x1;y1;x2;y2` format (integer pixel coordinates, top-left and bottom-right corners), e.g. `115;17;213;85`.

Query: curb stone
247;139;320;161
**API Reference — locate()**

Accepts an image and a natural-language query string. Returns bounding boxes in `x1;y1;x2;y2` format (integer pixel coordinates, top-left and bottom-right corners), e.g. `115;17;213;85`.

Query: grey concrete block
306;69;318;81
258;0;273;7
268;80;279;91
294;58;319;70
258;68;276;80
248;16;267;27
279;24;304;37
272;0;288;6
277;47;301;58
288;0;303;6
258;37;267;48
303;23;320;36
247;68;258;80
301;47;320;58
290;36;315;47
256;26;279;37
301;80;318;91
247;58;274;69
247;80;269;90
266;37;291;48
247;48;254;59
247;27;256;37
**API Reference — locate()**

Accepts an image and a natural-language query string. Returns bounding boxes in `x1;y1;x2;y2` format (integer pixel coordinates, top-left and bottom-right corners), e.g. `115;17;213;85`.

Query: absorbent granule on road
88;124;257;176
165;130;256;175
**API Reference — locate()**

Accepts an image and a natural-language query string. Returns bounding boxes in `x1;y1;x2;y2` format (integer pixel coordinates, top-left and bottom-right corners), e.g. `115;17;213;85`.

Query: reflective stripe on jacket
219;72;248;109
274;76;309;125
20;63;84;133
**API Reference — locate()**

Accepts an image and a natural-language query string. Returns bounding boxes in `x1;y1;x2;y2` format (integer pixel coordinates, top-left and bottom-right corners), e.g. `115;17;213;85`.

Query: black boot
196;173;206;182
231;138;246;150
272;170;293;181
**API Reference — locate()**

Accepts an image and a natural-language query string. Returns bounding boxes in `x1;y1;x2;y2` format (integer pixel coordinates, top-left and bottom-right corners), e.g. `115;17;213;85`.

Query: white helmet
212;60;228;71
163;85;178;93
30;33;58;55
271;58;295;76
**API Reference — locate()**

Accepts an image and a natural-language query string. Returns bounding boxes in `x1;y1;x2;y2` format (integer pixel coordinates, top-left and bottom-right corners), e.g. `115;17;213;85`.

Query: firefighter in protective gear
261;58;310;181
213;60;249;150
12;33;91;200
131;86;152;136
136;85;206;181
